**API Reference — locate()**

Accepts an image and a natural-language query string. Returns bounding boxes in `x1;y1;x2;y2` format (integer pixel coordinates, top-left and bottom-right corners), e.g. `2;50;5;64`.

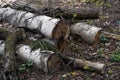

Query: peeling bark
70;23;102;45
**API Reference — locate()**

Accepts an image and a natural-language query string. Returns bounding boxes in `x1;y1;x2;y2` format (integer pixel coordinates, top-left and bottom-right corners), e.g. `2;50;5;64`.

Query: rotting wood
0;28;10;40
1;31;18;80
0;7;70;40
3;34;17;80
45;8;99;20
70;22;102;45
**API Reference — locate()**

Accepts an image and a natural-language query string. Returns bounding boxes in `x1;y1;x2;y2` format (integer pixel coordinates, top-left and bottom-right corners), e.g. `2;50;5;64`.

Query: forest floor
0;0;120;80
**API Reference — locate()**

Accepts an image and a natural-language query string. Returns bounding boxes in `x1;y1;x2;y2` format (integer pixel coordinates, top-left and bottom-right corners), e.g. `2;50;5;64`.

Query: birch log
0;7;70;40
70;23;102;45
0;42;63;73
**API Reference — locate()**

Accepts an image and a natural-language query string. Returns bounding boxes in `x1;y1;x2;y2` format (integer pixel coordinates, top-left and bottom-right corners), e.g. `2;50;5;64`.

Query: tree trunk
70;23;102;45
0;7;70;40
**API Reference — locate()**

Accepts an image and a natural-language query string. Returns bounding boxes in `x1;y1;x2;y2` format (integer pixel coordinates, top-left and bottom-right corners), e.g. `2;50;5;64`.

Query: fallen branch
101;31;120;41
0;7;70;40
70;23;102;45
68;57;105;72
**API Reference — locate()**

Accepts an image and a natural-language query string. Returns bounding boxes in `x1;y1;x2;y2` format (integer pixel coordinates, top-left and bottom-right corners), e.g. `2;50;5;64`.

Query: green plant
110;50;120;62
69;42;75;47
97;48;106;57
108;69;113;74
100;34;109;42
81;0;111;7
73;47;83;52
18;60;33;73
110;54;120;62
86;20;94;25
97;48;104;54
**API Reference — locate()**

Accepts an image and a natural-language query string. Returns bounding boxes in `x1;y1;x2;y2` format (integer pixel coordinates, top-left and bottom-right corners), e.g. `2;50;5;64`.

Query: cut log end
53;21;70;40
94;30;102;45
48;54;63;73
57;39;66;52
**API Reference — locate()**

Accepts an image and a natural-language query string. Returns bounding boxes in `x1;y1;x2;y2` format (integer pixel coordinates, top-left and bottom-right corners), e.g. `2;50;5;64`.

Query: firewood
0;41;63;73
70;23;102;45
0;7;70;40
16;44;63;73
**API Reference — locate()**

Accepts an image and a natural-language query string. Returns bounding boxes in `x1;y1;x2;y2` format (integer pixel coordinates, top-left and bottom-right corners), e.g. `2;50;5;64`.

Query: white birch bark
70;23;102;44
0;40;5;55
0;7;61;39
0;40;61;72
0;0;16;7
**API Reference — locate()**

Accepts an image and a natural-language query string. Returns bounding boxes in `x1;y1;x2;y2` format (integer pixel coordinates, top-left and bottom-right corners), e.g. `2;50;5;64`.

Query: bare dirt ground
0;0;120;80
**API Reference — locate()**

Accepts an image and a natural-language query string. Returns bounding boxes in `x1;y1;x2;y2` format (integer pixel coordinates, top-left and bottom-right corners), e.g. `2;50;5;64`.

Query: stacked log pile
0;0;120;79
